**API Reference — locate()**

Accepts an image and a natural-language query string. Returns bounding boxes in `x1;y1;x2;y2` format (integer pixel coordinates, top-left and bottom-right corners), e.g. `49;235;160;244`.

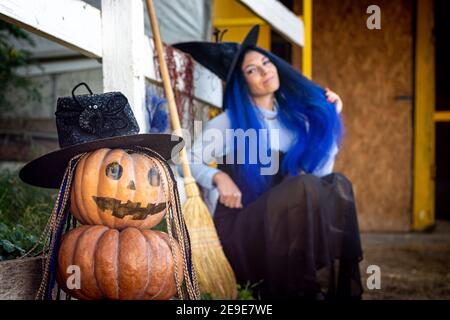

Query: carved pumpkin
57;225;184;300
70;148;169;230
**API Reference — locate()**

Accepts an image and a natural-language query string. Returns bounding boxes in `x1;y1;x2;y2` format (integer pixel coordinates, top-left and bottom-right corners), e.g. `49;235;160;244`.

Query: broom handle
146;0;194;180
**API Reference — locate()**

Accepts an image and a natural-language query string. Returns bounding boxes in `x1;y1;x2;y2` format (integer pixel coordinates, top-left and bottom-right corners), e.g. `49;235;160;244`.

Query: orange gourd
57;225;184;300
70;148;169;230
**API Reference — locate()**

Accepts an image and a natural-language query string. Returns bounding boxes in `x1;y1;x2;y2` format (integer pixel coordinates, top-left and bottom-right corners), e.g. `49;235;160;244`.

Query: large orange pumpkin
70;148;169;230
57;225;184;300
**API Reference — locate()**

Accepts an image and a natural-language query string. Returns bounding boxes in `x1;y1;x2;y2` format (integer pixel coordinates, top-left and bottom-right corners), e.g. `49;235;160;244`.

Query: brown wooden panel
312;0;414;231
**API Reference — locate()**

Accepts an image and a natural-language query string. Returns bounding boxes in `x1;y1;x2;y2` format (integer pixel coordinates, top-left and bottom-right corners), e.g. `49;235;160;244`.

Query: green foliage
0;223;40;261
0;20;41;112
236;283;256;300
0;170;55;260
199;283;256;300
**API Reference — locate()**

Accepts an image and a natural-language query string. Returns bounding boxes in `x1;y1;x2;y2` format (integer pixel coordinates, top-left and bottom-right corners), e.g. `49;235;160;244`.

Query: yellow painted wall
212;0;271;50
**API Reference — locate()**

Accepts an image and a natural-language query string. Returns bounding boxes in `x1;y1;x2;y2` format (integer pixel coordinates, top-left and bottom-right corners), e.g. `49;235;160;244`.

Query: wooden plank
191;63;223;107
101;0;148;132
214;17;265;27
15;58;101;76
0;0;102;58
434;111;450;122
302;0;312;78
413;0;436;230
238;0;304;47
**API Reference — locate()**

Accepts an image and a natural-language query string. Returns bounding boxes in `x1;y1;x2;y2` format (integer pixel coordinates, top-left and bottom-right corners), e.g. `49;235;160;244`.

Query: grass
0;169;55;260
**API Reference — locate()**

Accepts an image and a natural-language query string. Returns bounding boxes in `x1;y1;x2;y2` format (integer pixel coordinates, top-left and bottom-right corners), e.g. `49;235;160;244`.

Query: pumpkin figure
19;83;199;300
57;225;184;300
71;148;169;230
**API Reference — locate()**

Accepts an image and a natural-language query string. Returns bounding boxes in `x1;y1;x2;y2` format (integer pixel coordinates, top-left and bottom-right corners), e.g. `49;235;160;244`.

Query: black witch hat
173;25;260;84
19;82;183;189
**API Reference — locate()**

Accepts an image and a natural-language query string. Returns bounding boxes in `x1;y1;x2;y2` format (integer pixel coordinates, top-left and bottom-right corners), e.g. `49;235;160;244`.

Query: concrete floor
360;220;450;300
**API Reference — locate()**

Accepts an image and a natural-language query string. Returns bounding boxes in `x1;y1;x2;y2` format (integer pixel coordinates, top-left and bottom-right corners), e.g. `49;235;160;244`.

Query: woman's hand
325;88;343;114
213;171;243;209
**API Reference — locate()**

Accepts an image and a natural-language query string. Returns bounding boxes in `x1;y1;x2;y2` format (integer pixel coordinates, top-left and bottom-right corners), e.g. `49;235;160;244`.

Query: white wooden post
101;0;148;133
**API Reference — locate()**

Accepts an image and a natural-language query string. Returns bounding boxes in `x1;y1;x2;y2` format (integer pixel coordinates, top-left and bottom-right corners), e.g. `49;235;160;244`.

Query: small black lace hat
19;82;183;188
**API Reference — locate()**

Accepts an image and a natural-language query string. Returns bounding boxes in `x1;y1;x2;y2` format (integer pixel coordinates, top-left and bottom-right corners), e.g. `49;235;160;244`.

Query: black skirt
213;171;364;300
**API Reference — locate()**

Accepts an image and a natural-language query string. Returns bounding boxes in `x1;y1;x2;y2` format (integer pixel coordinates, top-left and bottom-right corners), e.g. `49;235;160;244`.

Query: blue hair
223;47;344;206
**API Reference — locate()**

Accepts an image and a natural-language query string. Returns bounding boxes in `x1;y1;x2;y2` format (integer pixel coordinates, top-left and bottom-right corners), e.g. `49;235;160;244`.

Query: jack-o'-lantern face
70;148;170;230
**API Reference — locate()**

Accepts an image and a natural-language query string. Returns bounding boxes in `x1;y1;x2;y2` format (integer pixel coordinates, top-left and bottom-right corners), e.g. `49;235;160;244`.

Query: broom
145;0;237;299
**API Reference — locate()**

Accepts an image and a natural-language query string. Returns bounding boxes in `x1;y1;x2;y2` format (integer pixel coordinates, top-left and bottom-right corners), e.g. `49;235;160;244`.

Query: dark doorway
435;0;450;220
270;0;294;63
271;30;292;63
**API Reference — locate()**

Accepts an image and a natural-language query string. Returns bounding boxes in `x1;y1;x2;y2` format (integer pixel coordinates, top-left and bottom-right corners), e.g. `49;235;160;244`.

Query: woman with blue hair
174;26;363;300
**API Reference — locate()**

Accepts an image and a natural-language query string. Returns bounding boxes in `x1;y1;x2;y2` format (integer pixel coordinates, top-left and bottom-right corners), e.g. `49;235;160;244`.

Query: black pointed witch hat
173;25;260;84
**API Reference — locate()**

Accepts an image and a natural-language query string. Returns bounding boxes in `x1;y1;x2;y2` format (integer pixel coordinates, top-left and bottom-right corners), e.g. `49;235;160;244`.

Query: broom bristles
182;183;238;300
